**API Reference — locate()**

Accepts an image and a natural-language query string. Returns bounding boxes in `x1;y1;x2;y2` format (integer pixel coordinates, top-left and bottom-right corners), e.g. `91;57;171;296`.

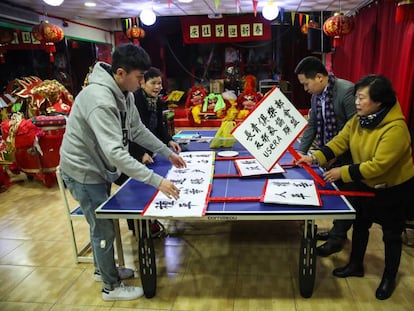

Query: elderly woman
297;74;414;300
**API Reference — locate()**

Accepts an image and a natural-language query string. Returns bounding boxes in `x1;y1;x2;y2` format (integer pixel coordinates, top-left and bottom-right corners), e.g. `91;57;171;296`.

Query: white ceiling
4;0;368;21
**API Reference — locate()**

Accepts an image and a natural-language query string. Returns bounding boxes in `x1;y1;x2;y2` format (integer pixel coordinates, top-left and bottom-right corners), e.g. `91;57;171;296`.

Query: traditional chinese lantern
323;13;354;47
395;0;414;23
32;20;64;62
126;25;145;45
0;28;14;64
301;20;320;35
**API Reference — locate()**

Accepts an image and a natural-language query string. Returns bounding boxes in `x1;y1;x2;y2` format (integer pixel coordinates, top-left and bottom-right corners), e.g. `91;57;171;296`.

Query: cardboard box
210;79;224;94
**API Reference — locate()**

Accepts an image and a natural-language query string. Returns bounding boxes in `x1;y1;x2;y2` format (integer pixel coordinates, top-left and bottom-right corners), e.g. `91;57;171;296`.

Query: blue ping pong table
96;130;355;299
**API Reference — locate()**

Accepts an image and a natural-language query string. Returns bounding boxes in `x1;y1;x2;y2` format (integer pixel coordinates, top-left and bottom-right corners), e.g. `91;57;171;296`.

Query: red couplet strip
209;196;262;202
288;146;326;187
318;190;375;197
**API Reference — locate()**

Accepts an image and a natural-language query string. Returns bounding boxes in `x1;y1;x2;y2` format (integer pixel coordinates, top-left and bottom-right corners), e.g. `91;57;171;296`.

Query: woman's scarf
315;74;337;147
359;105;392;129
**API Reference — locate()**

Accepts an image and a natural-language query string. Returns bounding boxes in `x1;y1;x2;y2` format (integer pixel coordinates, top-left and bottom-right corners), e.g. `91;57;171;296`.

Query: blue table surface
96;130;355;220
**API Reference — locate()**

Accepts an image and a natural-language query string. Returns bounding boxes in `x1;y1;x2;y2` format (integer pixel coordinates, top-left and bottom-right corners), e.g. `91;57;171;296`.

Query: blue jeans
61;170;120;290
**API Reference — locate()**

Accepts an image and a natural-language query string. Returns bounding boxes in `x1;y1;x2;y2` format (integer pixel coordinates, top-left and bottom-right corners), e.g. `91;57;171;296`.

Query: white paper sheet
263;179;321;207
142;151;215;217
234;159;285;176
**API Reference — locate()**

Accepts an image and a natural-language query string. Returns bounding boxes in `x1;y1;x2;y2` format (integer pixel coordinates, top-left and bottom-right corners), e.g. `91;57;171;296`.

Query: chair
56;167;125;265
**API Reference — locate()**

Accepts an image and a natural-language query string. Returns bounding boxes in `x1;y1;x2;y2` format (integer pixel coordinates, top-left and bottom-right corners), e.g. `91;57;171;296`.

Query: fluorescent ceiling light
84;2;97;7
178;0;193;3
43;0;64;6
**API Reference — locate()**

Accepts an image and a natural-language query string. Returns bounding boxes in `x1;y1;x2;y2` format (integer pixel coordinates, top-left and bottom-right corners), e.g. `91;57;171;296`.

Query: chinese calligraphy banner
263;179;322;207
142;151;215;217
231;88;308;172
234;159;285;177
180;15;271;44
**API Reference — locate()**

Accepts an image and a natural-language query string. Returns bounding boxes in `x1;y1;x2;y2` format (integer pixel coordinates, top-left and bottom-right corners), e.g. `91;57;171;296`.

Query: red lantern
323;13;354;47
32;21;64;62
126;25;145;45
0;28;14;64
396;0;414;23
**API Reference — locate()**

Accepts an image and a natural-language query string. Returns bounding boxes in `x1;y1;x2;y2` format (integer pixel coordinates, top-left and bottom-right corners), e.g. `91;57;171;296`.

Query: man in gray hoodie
59;44;186;301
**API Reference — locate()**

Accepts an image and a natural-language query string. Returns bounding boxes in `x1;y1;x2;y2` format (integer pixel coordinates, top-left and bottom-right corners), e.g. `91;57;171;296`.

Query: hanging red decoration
0;28;14;64
323;13;354;47
395;0;414;23
126;25;145;45
31;21;64;63
252;0;258;17
301;20;320;35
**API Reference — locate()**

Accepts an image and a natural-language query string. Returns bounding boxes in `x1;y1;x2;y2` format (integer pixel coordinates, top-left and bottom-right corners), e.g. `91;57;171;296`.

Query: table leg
298;219;317;298
138;219;157;298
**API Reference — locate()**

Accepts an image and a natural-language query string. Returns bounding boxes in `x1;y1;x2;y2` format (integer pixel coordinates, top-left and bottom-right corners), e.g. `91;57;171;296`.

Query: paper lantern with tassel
32;21;64;62
126;25;145;45
0;28;14;64
323;13;354;47
396;0;414;23
301;20;320;35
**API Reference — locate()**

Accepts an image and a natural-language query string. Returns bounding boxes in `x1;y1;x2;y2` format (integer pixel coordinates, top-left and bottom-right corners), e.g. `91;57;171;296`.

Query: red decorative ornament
32;21;64;62
395;0;414;23
301;20;320;35
0;28;14;64
126;25;145;45
323;13;354;47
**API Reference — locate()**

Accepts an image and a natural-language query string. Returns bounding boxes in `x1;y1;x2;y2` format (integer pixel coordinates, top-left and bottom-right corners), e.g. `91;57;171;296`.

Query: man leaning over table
59;43;186;301
294;56;356;257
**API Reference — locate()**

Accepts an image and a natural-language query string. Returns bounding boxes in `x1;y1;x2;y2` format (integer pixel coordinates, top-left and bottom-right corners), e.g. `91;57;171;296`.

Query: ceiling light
42;0;64;6
140;9;156;26
262;2;280;21
178;0;193;3
84;2;96;7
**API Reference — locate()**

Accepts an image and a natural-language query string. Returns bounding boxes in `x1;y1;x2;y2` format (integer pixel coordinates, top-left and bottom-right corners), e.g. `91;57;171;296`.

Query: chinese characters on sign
234;159;285;177
263;179;322;206
181;16;271;44
232;88;307;172
142;151;215;217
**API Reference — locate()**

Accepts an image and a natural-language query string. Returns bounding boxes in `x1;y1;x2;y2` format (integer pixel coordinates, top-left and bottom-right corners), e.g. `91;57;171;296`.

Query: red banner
180;15;271;44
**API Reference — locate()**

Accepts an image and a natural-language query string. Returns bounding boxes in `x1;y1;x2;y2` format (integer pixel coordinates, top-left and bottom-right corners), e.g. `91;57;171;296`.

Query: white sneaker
94;267;135;282
102;283;144;301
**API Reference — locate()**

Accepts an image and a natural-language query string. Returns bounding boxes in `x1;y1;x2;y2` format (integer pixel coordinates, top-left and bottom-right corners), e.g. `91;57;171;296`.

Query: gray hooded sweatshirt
59;62;172;188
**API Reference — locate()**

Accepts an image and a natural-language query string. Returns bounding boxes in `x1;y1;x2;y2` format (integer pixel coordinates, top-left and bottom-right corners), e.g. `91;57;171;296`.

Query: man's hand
168;140;182;154
141;153;154;164
158;179;180;200
169;153;186;168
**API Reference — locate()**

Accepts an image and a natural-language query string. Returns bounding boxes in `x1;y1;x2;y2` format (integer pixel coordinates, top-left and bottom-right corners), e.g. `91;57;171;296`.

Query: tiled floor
1;177;414;310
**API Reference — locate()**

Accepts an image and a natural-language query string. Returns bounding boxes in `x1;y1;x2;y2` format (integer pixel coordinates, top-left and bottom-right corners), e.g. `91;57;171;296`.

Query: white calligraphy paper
263;179;322;207
142;151;215;217
234;159;285;177
231;88;307;171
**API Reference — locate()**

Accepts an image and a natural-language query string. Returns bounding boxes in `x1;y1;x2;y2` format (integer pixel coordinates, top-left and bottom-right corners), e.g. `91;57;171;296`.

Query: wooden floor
1;162;414;310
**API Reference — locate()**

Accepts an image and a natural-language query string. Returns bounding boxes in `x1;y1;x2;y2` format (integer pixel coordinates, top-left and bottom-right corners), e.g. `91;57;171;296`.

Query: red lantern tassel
49;52;55;63
0;53;5;64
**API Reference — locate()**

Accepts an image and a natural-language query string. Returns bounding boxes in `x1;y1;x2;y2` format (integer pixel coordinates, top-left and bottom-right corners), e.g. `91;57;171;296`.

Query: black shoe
316;241;343;257
333;262;364;278
316;231;330;241
375;278;396;300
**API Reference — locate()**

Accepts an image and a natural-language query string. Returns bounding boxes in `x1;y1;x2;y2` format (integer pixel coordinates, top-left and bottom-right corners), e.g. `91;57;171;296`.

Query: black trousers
347;177;414;279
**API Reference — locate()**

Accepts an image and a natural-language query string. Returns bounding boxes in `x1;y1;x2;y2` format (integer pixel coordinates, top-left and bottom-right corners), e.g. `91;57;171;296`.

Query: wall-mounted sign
181;15;271;44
